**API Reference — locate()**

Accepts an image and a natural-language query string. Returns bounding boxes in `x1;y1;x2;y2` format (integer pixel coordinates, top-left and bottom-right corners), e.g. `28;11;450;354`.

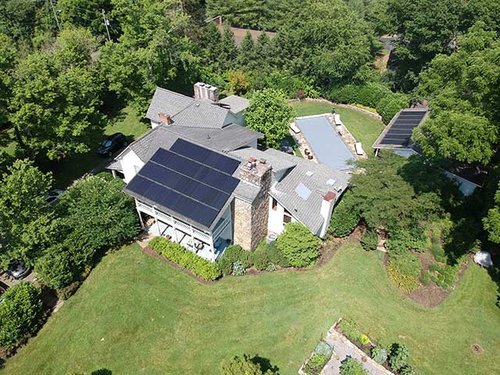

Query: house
372;108;486;196
146;83;249;129
108;85;350;261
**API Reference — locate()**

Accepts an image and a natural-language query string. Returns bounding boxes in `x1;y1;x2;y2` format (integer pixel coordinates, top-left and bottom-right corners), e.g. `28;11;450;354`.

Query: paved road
321;328;393;375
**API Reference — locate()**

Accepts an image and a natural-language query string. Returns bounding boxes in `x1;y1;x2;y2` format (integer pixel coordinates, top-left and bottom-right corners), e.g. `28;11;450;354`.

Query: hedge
217;245;253;276
329;194;360;237
149;237;222;281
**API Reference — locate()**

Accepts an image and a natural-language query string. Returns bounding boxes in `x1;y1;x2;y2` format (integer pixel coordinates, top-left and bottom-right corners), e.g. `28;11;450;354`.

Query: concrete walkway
321;328;393;375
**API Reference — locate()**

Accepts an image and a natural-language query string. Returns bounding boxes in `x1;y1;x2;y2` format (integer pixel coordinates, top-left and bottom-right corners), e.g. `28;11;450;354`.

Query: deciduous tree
276;222;321;267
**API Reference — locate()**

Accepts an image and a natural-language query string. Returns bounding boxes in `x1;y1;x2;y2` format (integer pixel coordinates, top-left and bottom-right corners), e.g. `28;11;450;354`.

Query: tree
276;222;321;267
10;28;103;160
0;33;16;128
339;357;367;375
236;31;256;69
57;174;139;266
35;244;76;289
0;160;58;266
99;0;199;109
221;354;273;375
277;0;373;87
483;184;500;244
58;0;115;38
0;282;43;349
329;193;360;237
389;343;410;371
413;22;500;165
245;89;295;148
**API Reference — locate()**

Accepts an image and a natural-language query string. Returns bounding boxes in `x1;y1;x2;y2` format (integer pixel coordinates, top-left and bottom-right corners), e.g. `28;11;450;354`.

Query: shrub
217;245;253;276
232;261;246;276
329;194;360;237
359;334;370;346
339;357;367;375
253;246;271;271
371;346;388;364
266;241;290;267
314;341;333;357
430;262;461;289
376;93;409;123
360;231;378;251
400;365;417;375
387;251;421;292
389;343;410;371
431;242;447;263
304;353;330;375
221;354;270;375
276;222;321;267
149;237;222;281
35;244;76;289
385;228;427;253
0;283;43;349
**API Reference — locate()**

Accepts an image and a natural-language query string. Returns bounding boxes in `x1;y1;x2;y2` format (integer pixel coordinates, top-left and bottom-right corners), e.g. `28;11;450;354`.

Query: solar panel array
125;139;240;228
379;111;427;146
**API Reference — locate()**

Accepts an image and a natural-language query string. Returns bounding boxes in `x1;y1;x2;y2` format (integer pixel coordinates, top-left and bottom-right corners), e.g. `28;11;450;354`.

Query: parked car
8;260;30;280
96;133;127;156
46;189;64;205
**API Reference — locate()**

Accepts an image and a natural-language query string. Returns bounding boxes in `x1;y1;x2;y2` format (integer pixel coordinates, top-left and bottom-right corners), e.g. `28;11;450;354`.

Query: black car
7;260;30;280
96;133;127;156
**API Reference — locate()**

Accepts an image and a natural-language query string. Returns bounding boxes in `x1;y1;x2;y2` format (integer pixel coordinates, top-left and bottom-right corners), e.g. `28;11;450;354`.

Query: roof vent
327;178;335;186
259;158;267;164
306;171;314;177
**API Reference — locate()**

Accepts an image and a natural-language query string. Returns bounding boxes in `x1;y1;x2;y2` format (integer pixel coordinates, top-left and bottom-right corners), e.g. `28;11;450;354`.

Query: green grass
291;101;385;149
3;242;499;375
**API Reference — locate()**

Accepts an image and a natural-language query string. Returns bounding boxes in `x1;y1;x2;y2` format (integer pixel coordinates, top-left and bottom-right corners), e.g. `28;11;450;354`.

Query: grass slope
3;243;499;375
291;101;385;148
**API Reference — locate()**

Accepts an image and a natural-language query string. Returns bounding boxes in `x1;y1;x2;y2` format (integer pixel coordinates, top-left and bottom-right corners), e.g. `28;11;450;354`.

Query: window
272;197;278;210
283;214;292;224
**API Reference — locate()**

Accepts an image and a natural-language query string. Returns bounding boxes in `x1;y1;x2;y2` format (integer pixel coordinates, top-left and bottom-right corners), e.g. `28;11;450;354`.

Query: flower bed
300;340;334;375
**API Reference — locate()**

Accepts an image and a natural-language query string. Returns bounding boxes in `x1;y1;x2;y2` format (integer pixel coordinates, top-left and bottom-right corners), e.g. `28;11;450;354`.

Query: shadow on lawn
91;369;112;375
252;355;280;373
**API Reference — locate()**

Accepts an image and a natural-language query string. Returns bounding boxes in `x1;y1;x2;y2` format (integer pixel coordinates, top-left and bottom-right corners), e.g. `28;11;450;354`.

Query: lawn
291;101;385;149
3;242;499;375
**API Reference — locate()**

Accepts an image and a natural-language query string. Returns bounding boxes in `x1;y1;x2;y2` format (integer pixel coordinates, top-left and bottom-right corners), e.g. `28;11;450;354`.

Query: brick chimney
233;158;273;250
158;113;173;125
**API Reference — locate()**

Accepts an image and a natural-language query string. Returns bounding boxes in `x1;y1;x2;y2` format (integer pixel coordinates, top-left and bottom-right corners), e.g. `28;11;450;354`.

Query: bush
217;245;253;276
400;365;417;375
371;346;388;364
329;194;360;237
430;262;461;289
385;228;427;253
339;357;367;375
56;280;82;300
431;242;447;263
359;334;370;346
0;283;43;349
304;353;330;375
276;222;321;267
389;343;410;371
232;261;246;276
253;246;271;271
387;251;421;292
221;354;270;375
314;341;333;357
327;82;393;109
376;93;409;123
35;244;76;289
266;241;290;267
360;231;378;251
149;237;222;281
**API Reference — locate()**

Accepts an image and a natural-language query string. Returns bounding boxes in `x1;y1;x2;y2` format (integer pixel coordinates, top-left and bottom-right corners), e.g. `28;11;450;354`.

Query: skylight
295;183;311;200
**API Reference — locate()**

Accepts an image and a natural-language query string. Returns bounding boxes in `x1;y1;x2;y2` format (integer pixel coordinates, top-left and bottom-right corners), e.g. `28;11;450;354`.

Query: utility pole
101;9;111;42
49;0;61;31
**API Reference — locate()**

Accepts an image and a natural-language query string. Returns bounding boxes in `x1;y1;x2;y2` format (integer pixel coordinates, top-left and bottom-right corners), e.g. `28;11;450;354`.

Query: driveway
321;328;393;375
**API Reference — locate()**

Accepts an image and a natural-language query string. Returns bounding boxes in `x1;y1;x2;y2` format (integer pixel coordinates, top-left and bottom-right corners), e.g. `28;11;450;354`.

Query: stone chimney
319;191;336;238
233;158;273;250
194;82;219;102
158;113;173;125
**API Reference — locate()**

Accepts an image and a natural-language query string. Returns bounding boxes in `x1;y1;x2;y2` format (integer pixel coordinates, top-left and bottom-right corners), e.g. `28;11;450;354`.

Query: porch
136;201;232;262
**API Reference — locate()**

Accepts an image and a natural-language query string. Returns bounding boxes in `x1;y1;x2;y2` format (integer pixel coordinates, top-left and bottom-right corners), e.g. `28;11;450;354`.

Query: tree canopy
245;89;295;148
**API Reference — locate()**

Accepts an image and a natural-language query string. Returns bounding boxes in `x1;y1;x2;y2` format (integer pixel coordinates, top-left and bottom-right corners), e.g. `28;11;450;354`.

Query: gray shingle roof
127;124;261;163
230;147;297;173
270;156;350;234
146;87;233;129
145;87;194;123
219;95;250;114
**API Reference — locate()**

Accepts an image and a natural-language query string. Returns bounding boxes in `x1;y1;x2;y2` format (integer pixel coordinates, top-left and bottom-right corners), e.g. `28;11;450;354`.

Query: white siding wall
121;150;144;183
151;120;161;129
267;196;296;235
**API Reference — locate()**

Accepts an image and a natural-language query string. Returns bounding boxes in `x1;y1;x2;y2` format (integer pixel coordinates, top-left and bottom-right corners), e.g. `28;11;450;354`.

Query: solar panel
170;138;240;175
125;140;241;228
376;110;427;147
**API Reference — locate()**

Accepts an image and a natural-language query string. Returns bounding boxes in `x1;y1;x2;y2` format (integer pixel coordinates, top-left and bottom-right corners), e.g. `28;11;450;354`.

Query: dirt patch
407;282;449;308
471;344;483;355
